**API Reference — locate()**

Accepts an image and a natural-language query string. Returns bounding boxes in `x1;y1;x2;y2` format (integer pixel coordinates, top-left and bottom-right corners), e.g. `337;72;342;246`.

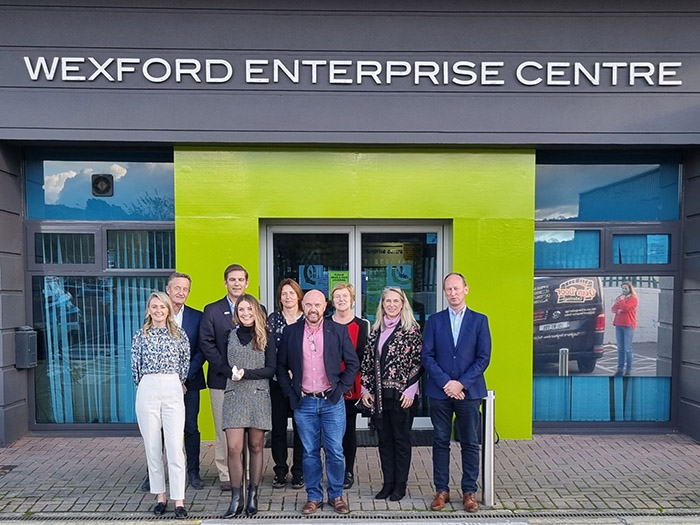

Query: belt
302;390;330;399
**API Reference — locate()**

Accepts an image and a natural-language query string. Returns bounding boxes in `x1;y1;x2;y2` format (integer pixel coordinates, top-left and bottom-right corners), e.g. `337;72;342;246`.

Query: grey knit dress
222;330;272;431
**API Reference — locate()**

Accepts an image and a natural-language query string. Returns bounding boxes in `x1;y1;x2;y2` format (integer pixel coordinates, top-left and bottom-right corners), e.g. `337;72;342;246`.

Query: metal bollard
481;389;496;507
558;347;569;376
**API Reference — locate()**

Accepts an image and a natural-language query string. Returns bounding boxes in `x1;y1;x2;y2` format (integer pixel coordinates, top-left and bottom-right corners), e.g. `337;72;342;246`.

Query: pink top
301;320;331;394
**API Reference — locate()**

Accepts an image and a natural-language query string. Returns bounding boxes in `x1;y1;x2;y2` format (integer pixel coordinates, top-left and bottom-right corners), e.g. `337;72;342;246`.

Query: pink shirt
301;320;331;394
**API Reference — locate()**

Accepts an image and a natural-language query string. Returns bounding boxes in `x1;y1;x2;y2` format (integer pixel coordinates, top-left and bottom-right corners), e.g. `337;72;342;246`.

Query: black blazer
199;297;235;390
182;304;205;391
277;319;360;410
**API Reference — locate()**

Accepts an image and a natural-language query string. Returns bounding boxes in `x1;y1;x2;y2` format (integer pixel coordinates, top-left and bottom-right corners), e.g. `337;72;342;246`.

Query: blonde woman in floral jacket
360;286;423;502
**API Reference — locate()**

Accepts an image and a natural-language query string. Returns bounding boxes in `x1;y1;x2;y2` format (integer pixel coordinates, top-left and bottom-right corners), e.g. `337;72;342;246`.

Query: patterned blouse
131;326;190;385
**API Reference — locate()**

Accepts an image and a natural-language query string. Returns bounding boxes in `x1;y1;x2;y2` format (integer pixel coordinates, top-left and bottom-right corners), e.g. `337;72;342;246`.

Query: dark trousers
376;401;414;485
183;388;201;475
343;399;358;473
270;379;303;479
430;396;481;494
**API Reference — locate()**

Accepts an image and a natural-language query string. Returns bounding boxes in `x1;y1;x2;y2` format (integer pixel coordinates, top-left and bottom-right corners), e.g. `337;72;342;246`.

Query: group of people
130;264;492;518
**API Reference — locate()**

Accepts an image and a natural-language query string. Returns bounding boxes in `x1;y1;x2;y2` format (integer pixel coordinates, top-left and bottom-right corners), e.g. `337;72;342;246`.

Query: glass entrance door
262;222;447;424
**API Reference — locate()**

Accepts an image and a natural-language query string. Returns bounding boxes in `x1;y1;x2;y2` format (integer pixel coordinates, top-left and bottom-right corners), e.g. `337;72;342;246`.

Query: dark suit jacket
182;305;205;391
199;297;235;390
421;307;491;400
277;319;360;410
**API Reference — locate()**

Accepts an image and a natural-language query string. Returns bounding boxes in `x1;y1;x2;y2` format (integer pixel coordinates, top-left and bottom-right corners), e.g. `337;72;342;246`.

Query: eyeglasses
307;334;317;352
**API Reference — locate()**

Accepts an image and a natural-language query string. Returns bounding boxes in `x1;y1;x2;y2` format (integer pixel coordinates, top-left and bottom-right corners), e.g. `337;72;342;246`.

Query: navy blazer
277;319;360;410
182;305;205;391
199;297;235;390
421;307;491;400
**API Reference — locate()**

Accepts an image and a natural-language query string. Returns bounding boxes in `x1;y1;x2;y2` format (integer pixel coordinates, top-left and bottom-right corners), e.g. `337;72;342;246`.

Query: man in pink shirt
276;289;360;515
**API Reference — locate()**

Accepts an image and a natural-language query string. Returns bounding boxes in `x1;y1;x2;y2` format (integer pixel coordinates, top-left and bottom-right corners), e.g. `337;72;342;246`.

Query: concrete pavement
0;432;699;523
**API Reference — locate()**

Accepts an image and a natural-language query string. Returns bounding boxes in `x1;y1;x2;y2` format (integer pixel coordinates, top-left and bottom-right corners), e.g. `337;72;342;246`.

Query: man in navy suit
167;272;205;490
422;272;491;513
199;263;249;490
277;289;360;515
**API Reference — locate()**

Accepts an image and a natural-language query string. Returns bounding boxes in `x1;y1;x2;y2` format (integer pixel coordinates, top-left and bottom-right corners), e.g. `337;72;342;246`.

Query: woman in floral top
131;291;190;519
360;287;423;502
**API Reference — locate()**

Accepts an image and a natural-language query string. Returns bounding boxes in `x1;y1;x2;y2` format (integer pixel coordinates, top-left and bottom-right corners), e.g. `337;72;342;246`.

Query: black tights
225;428;265;487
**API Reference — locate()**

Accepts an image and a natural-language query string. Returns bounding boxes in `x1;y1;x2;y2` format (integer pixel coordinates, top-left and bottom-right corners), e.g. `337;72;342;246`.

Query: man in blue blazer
277;289;359;515
167;273;205;490
199;263;250;490
422;272;491;513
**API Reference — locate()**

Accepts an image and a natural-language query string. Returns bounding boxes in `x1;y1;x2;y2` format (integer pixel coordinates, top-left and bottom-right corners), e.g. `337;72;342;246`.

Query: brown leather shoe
430;491;450;510
327;496;350;514
301;500;322;515
463;492;479;513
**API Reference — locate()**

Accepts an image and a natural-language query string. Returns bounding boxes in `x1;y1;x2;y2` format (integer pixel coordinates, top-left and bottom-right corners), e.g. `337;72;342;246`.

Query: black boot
223;486;243;518
246;484;259;516
375;482;395;499
389;482;407;501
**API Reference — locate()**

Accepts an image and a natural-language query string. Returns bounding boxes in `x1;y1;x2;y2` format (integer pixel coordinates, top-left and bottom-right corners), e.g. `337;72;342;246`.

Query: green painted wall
175;147;535;440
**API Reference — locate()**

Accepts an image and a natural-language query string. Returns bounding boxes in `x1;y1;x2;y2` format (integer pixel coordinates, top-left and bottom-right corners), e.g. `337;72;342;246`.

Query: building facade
1;1;700;445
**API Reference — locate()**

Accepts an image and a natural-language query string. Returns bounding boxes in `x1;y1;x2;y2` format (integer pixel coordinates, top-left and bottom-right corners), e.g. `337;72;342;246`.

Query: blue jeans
429;396;481;494
294;396;346;501
615;325;634;373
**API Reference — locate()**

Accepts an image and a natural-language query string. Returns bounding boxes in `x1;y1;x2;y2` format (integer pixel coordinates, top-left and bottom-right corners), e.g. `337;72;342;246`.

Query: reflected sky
535;164;657;221
32;160;175;221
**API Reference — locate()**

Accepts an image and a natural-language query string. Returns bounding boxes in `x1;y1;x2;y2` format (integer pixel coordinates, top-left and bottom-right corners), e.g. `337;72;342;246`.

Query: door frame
260;219;451;314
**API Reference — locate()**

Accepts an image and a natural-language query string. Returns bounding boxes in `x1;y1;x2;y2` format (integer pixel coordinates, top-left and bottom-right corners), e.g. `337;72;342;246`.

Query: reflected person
612;281;638;376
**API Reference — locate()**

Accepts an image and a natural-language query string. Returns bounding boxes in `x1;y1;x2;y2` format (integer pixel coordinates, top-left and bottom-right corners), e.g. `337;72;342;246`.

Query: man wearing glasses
276;289;360;515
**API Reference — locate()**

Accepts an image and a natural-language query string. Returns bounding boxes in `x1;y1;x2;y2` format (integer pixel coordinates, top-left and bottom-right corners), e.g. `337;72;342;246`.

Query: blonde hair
143;291;180;339
372;287;419;332
621;281;638;297
331;282;355;304
234;294;268;351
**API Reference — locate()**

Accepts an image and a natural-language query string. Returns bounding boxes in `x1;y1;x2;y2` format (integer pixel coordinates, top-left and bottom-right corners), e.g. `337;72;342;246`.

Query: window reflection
533;275;672;378
27;159;174;221
533;275;673;422
536;163;679;222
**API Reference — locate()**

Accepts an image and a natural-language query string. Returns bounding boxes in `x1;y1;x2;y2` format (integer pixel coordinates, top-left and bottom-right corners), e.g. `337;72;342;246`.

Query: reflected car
533;277;605;373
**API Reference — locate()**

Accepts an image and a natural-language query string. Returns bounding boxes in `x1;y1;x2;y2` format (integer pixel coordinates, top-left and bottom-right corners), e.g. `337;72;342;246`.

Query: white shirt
173;305;184;328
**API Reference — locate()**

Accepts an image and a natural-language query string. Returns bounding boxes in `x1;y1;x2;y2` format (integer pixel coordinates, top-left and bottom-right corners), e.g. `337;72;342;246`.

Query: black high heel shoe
246;483;259;516
223;486;244;518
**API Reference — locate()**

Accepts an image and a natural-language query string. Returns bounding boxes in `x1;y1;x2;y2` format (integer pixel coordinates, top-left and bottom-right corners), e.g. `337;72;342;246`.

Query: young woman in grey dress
222;294;276;518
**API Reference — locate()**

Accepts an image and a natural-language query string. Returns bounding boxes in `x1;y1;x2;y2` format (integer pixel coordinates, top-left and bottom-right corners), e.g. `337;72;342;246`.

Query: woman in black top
222;294;276;517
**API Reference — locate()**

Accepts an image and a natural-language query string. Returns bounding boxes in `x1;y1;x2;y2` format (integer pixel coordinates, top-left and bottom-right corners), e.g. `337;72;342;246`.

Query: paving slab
0;433;698;521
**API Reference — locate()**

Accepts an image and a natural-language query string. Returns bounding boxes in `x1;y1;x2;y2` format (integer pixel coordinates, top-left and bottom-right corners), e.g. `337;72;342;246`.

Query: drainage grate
7;509;700;521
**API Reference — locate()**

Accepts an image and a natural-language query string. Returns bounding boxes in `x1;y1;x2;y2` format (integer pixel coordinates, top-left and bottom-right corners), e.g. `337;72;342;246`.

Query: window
533;152;679;424
27;149;175;427
26;150;173;221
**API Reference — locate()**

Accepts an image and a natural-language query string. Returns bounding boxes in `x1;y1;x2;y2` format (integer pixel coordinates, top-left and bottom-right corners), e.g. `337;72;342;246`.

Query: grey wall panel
683;219;700;254
678;400;700;441
680;149;700;441
0;402;28;447
0;293;25;329
0;368;26;406
0;255;23;292
0;213;22;256
0;2;700;143
683;256;700;290
3;3;700;53
0;171;21;216
681;328;700;365
0;332;13;368
2;90;700;144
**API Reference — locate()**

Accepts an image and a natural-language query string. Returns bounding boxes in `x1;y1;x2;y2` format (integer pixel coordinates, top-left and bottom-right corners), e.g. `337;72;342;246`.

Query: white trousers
136;374;186;500
209;388;229;482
